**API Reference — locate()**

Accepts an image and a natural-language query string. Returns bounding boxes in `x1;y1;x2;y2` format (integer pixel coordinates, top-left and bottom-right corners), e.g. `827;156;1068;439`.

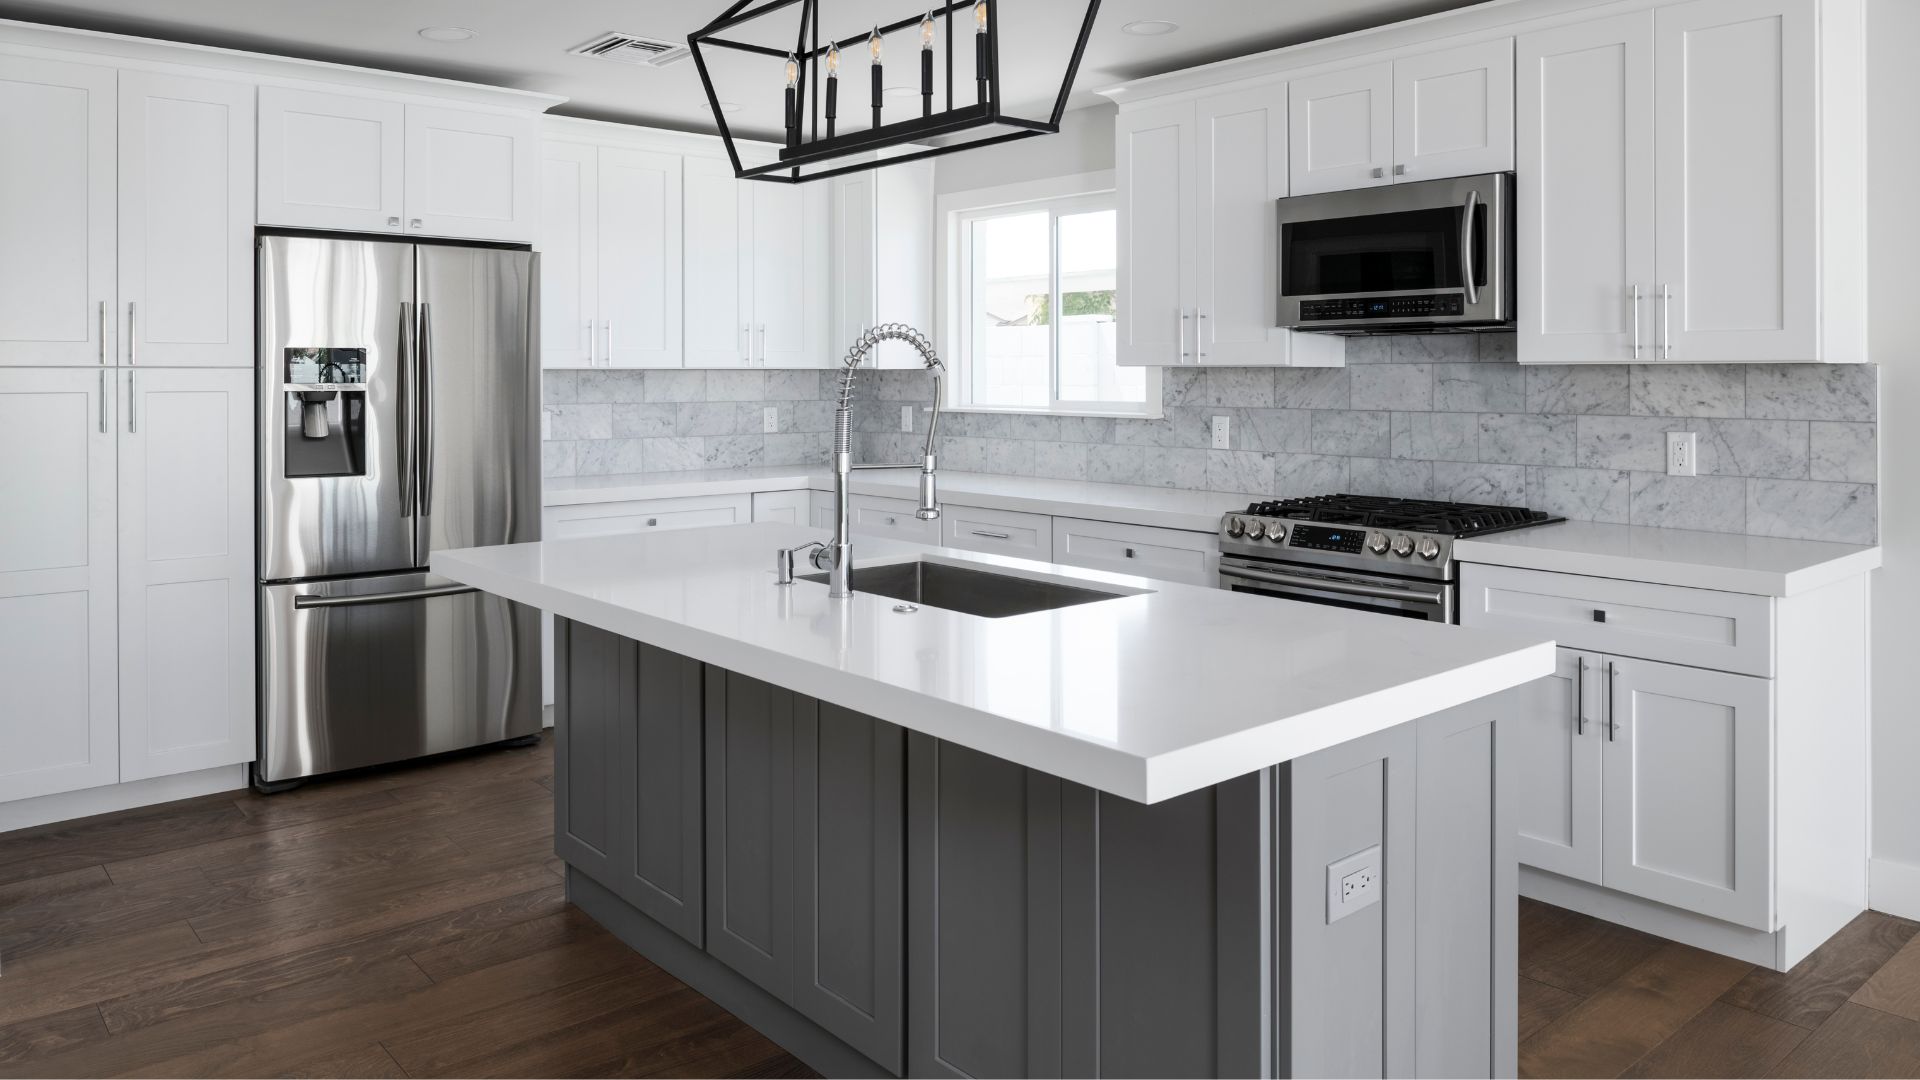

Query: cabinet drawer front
849;495;940;543
1052;517;1219;586
1460;564;1772;677
941;504;1052;557
546;494;751;540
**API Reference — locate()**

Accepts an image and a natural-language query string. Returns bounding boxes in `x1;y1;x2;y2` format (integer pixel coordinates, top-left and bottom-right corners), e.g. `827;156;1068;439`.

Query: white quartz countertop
435;523;1552;803
1453;520;1881;598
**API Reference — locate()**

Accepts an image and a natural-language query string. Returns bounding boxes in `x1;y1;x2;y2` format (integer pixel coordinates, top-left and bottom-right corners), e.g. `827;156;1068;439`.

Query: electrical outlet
900;405;914;433
1666;431;1697;477
1212;415;1231;450
762;406;780;434
1325;845;1383;924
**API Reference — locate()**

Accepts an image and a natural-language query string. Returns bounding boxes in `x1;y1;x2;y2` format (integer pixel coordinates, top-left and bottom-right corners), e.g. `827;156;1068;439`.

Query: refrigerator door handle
292;583;477;610
418;301;435;514
398;302;416;518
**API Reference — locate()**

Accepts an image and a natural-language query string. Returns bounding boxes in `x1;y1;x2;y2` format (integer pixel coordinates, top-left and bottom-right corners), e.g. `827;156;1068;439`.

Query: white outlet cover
1211;415;1231;450
1666;431;1697;477
763;406;780;434
1326;844;1383;924
901;405;916;433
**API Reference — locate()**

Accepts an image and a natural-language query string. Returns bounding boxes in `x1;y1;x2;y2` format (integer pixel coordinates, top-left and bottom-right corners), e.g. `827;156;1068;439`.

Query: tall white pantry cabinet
0;52;256;803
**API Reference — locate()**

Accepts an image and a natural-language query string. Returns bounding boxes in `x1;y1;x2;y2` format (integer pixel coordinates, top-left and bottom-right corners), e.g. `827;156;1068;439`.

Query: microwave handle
1460;189;1480;306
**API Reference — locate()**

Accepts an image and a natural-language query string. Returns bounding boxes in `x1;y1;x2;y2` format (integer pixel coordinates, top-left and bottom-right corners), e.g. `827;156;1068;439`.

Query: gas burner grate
1240;494;1564;539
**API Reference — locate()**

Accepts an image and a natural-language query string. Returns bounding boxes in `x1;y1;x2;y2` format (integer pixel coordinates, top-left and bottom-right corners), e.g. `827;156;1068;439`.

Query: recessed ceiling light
417;26;478;42
1121;20;1179;36
717;101;743;113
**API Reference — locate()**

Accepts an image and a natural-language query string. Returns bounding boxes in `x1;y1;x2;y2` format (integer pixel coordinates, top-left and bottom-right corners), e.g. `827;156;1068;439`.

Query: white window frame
937;170;1160;419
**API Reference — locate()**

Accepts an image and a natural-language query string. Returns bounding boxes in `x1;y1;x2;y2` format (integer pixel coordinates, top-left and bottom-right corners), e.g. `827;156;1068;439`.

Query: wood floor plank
1519;898;1668;997
0;797;259;888
446;987;733;1079
1855;933;1920;1022
1519;941;1754;1079
0;868;251;964
1519;976;1583;1043
0;1004;110;1066
0;922;208;1029
382;965;683;1076
408;905;609;983
1618;1001;1809;1078
1722;910;1920;1029
275;1042;410;1079
186;858;559;946
0;865;109;905
1765;1002;1920;1078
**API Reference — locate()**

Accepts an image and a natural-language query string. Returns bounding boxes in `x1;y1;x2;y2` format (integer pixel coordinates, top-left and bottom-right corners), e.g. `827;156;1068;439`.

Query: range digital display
1289;525;1367;554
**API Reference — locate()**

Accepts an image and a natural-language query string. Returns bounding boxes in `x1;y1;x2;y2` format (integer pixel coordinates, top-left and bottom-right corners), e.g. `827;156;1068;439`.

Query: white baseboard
1521;866;1786;969
0;765;249;834
1871;857;1920;920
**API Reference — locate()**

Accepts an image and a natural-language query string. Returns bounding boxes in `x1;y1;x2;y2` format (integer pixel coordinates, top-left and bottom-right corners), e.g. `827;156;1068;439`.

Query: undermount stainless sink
798;559;1127;618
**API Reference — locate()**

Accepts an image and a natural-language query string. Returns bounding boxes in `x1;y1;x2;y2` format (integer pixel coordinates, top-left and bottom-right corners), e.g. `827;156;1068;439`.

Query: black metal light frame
688;0;1102;183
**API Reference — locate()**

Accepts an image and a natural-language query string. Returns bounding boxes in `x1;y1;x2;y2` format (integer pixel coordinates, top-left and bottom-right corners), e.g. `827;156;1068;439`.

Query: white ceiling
0;0;1485;135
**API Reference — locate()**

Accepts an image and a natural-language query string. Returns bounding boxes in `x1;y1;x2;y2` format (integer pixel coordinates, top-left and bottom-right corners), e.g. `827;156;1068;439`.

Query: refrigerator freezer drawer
258;572;539;783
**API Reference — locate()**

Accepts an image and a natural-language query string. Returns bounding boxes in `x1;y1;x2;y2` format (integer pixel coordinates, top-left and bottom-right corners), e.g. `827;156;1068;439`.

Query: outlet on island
1325;844;1383;924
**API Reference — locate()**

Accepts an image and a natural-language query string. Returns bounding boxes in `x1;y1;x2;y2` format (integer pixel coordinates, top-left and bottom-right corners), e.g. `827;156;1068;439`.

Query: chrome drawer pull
971;530;1012;540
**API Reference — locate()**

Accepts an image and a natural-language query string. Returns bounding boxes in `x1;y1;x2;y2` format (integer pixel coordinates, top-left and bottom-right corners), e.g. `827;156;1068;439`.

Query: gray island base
553;618;1518;1080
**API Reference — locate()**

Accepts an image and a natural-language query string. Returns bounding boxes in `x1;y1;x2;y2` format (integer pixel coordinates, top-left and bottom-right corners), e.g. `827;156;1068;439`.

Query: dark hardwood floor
5;739;1920;1078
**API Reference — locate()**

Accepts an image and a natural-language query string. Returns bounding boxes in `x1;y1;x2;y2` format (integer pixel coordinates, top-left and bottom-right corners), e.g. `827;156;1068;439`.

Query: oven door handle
1218;563;1446;606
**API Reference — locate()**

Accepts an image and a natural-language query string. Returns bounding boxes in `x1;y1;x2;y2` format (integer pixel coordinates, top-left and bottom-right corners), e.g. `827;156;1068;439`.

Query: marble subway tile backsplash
540;340;1880;544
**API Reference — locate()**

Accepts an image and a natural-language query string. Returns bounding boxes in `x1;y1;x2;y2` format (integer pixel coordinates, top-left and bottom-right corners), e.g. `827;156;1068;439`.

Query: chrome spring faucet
776;324;944;598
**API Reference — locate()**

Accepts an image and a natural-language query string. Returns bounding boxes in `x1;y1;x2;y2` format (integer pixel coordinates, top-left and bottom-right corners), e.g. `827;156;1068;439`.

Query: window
942;174;1157;417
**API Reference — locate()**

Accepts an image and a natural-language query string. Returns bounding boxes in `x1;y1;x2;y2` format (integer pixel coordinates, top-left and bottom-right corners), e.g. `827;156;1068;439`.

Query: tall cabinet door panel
683;156;748;368
0;369;118;801
0;56;116;366
1602;657;1774;930
829;173;876;360
117;367;254;781
1516;12;1655;364
117;71;255;368
1392;38;1515;182
404;105;539;243
704;668;796;993
1195;85;1287;366
792;703;905;1074
539;142;598;368
1116;100;1195;367
257;87;405;234
751;181;830;368
1653;0;1817;362
1288;61;1394;195
1512;648;1603;883
597;147;683;369
620;642;706;945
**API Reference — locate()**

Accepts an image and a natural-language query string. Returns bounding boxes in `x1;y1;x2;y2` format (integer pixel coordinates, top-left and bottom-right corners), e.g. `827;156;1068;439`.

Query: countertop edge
1452;536;1883;598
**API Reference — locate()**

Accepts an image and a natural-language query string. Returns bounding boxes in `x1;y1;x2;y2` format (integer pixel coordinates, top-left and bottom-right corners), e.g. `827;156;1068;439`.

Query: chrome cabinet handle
410;218;423;229
1370;166;1384;179
1394;164;1406;176
127;302;137;365
1575;660;1586;735
1631;286;1642;360
98;301;107;365
1197;312;1209;360
387;216;401;228
757;324;767;366
604;320;615;367
98;369;107;433
583;320;594;365
126;370;136;433
1180;310;1192;361
1606;661;1619;741
742;323;752;364
971;530;1011;540
1460;190;1480;306
1660;283;1672;359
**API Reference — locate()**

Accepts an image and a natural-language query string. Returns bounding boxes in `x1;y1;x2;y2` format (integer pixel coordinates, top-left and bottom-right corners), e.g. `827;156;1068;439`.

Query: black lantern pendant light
689;0;1103;183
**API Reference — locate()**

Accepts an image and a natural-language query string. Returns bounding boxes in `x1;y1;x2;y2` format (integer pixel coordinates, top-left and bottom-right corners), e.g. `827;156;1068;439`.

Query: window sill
943;405;1163;422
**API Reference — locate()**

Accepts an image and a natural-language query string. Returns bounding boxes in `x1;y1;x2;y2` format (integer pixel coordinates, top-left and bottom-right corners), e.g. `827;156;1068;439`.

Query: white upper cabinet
596;147;683;368
1393;38;1515;182
257;86;405;234
404;104;539;243
0;368;119;803
683;155;748;368
116;367;254;781
0;56;116;366
1520;0;1862;364
1516;12;1656;365
746;180;831;368
1288;61;1394;195
1117;100;1197;367
117;71;255;367
830;160;934;369
260;87;540;243
539;142;597;368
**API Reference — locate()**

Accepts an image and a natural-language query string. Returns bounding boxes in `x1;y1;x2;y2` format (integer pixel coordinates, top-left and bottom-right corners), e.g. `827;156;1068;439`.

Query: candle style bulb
827;43;840;77
869;26;883;62
975;0;988;33
785;53;798;88
921;11;935;49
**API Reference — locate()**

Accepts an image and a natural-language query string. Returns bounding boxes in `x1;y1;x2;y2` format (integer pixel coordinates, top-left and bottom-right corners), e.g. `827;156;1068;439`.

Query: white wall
1868;0;1920;915
934;102;1116;193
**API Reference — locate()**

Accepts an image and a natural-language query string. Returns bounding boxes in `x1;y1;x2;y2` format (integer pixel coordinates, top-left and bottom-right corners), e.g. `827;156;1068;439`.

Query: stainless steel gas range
1217;495;1564;623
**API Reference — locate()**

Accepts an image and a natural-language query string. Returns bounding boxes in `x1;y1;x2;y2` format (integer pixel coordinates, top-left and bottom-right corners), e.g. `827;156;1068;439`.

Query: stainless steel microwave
1277;172;1513;334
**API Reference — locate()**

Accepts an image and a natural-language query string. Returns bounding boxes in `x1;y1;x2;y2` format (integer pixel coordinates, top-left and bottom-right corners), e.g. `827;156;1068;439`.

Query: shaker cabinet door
116;367;255;781
1392;37;1515;182
1288;61;1394;196
116;71;255;368
1115;100;1196;367
257;86;406;234
0;55;117;366
1512;648;1604;883
403;104;539;243
1195;85;1288;367
0;368;119;802
683;156;750;368
704;668;797;991
539;142;599;368
597;147;683;368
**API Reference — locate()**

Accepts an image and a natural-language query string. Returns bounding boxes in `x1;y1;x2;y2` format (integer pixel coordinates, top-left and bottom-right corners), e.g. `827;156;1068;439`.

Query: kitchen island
434;523;1554;1079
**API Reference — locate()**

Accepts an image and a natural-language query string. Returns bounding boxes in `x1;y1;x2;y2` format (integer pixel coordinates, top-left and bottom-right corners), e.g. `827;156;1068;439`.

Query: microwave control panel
1300;295;1465;322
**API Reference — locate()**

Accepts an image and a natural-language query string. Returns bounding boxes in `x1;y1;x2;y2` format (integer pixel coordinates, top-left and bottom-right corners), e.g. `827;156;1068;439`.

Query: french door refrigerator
256;233;541;789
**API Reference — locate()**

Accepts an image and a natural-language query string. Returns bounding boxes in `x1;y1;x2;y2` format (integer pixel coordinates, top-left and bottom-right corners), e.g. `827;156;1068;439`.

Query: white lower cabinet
750;489;809;524
940;504;1052;559
1511;648;1603;884
1051;517;1219;586
0;367;254;804
847;495;940;544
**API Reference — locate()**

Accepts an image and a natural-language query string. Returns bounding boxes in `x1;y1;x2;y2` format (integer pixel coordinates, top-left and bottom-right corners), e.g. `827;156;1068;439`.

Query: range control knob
1391;534;1414;558
1225;517;1246;538
1245;520;1267;541
1267;523;1287;544
1367;532;1389;555
1417;538;1442;561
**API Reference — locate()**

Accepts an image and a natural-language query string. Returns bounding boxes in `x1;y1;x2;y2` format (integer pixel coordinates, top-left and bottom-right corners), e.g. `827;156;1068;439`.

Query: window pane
969;211;1051;409
1055;209;1139;405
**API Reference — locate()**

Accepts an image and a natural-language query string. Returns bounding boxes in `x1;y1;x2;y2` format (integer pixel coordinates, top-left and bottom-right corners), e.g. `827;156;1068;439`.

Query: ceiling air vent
568;32;691;68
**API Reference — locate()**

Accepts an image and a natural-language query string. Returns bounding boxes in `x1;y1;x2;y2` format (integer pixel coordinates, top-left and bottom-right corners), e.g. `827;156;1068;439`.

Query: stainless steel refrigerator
255;233;541;789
